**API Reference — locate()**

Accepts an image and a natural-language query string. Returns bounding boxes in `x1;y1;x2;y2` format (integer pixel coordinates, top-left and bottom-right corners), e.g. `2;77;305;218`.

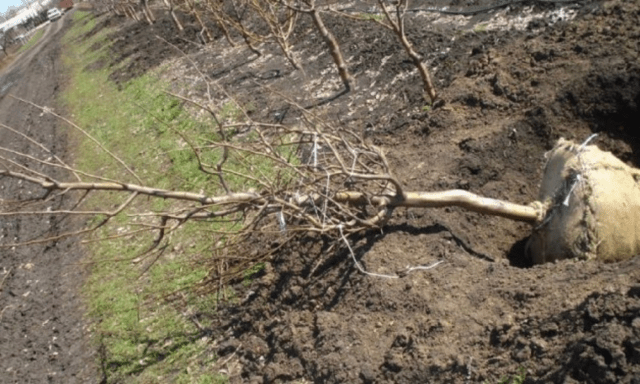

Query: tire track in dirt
0;11;100;384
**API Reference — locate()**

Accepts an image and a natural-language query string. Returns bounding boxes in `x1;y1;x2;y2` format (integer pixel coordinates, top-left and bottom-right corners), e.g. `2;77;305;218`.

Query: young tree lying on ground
1;94;638;290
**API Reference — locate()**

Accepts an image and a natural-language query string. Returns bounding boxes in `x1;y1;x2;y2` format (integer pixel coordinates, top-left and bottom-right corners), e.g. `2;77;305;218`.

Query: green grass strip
62;11;231;384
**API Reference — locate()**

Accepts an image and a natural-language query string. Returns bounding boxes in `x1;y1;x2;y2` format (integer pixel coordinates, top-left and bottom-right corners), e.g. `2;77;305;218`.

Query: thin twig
338;225;444;278
338;225;397;278
8;95;143;184
0;305;13;323
0;122;81;181
0;268;12;292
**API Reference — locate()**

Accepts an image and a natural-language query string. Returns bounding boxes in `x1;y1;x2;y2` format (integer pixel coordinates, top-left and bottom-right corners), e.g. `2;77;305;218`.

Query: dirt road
0;13;100;384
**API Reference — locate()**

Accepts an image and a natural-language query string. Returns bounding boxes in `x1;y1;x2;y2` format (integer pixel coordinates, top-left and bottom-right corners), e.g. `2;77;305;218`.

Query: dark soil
0;14;101;384
105;11;210;84
3;0;640;382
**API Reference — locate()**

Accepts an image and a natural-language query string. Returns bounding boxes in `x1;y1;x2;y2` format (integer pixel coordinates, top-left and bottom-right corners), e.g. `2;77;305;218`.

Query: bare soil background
2;0;640;383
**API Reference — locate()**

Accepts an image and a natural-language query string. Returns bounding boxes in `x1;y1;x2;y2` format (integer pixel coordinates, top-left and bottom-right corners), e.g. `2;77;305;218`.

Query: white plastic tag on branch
563;174;581;207
312;134;318;169
349;149;358;176
277;211;287;232
321;170;330;228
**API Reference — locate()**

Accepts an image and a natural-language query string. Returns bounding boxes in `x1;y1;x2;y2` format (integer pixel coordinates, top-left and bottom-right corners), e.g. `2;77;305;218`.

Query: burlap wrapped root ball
526;138;640;264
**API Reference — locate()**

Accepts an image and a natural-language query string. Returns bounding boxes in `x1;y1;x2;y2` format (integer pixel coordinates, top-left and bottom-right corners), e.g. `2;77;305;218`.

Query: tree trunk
377;0;437;102
143;0;156;23
140;0;154;24
187;0;212;43
309;9;353;91
163;0;184;31
127;4;140;21
398;31;437;103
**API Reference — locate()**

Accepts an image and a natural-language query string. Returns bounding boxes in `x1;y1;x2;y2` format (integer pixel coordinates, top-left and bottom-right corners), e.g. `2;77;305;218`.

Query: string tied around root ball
526;137;640;264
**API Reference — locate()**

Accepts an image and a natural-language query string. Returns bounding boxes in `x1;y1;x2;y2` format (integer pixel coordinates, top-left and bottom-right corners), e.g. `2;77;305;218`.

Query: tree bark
377;0;437;102
186;0;213;43
309;8;353;91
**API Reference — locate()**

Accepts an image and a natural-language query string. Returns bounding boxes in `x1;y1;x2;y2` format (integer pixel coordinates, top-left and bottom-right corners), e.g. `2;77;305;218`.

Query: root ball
527;138;640;264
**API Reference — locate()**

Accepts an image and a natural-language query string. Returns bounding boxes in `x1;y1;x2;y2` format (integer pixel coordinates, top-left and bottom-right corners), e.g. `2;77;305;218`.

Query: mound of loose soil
78;0;640;382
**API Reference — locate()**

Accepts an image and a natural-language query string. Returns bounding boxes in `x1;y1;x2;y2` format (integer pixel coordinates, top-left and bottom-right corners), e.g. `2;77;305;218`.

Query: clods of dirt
493;286;640;383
